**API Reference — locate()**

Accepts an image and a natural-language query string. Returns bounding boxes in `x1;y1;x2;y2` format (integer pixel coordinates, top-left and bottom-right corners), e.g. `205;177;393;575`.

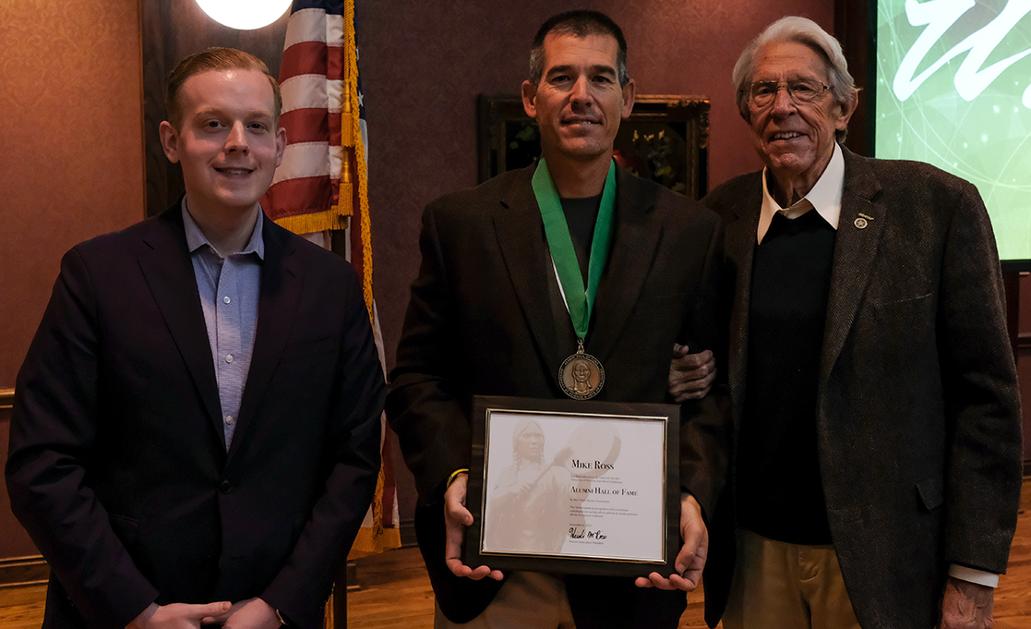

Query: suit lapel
493;170;564;372
589;169;663;364
492;167;665;371
819;149;885;383
722;176;762;425
138;208;225;448
226;220;302;464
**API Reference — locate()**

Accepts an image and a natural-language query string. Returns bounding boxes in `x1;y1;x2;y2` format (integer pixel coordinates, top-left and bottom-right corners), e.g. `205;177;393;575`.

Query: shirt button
219;480;233;494
225;353;234;364
223;296;231;304
225;415;235;425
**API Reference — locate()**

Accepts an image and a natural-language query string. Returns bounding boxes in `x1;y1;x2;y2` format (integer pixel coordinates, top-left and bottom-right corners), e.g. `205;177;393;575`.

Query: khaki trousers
434;572;576;629
723;529;861;629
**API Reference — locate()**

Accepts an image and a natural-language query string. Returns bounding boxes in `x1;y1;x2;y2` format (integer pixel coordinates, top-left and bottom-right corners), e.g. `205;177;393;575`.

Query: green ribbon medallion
531;158;617;339
532;158;616;399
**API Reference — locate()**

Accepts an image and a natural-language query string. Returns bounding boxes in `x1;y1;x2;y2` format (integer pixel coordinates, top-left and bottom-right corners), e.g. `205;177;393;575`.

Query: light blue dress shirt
182;202;263;449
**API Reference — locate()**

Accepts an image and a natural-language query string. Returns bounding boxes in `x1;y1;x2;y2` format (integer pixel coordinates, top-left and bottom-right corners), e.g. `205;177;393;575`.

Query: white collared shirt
757;142;844;244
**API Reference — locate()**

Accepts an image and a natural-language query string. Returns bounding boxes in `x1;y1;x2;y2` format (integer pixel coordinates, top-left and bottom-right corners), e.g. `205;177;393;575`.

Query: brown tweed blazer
701;147;1023;628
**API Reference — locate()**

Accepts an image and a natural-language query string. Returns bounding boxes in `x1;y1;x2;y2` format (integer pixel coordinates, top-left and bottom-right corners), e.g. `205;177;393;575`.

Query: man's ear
158;120;180;164
835;92;859;132
274;125;287;168
521;80;538;119
621;78;637;119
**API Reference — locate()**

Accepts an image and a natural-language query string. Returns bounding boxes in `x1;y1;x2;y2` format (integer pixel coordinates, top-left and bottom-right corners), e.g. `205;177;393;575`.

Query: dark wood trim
1005;272;1023;354
346;560;359;592
0;387;13;411
0;556;48;589
835;0;877;157
400;517;417;548
136;0;147;220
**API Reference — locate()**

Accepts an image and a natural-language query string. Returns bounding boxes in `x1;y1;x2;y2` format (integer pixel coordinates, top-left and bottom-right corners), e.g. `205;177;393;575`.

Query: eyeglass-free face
521;33;636;165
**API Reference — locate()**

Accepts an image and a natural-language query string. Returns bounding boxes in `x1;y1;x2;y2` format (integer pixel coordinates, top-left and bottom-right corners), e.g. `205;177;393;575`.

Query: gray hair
732;16;858;138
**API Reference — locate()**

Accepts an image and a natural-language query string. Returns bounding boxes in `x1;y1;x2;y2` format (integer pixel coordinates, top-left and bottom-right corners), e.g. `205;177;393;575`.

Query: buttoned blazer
387;164;731;627
700;147;1023;628
6;206;385;629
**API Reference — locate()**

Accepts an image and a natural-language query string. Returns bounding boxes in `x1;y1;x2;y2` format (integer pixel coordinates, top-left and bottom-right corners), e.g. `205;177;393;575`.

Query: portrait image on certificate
465;396;680;576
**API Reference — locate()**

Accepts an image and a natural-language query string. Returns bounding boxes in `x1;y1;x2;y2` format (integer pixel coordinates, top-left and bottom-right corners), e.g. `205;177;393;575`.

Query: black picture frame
463;395;681;577
477;95;710;199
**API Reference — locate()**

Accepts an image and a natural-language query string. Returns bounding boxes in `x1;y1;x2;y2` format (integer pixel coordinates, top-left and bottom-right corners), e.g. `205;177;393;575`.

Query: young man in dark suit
6;48;385;629
387;11;729;629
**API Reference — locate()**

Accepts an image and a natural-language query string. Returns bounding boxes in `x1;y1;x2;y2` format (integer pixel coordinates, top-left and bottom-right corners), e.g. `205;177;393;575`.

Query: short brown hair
529;10;629;86
165;47;282;128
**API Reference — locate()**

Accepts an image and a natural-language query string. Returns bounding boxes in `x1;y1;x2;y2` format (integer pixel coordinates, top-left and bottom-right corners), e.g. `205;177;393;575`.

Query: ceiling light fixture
195;0;292;31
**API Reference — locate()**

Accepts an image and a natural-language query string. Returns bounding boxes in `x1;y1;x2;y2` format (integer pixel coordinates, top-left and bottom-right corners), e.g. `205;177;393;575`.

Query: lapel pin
854;217;868;229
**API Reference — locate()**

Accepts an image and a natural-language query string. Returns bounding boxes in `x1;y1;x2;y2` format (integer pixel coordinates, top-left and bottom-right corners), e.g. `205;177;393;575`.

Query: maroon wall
355;0;836;373
0;2;144;387
0;1;143;560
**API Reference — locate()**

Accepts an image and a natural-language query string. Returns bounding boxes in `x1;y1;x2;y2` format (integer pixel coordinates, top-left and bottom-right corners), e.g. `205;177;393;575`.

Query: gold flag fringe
343;0;375;318
342;0;397;560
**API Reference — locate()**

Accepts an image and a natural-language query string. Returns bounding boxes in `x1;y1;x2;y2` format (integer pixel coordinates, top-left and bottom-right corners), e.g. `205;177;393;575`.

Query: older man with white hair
671;16;1022;629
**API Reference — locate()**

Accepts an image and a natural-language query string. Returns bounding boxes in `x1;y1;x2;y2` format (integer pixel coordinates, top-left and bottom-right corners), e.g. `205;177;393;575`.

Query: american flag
265;0;348;233
265;0;399;558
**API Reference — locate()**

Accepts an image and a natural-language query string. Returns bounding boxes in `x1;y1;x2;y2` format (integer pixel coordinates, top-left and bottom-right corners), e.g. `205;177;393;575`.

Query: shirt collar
181;198;265;260
757;142;844;244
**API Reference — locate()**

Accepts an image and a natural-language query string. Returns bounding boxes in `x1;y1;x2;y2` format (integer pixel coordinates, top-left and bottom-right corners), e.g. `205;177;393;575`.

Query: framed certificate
463;395;680;577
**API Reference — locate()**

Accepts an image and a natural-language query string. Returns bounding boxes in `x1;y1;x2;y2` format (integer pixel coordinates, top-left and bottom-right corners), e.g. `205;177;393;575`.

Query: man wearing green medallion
387;10;729;628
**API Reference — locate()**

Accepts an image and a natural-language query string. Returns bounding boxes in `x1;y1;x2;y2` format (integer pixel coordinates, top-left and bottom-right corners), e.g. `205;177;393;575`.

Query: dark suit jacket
6;207;385;629
387;165;730;628
701;148;1023;628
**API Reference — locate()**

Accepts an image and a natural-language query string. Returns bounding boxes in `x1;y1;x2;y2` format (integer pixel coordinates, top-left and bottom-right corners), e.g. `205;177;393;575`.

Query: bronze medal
558;341;605;400
533;160;617;402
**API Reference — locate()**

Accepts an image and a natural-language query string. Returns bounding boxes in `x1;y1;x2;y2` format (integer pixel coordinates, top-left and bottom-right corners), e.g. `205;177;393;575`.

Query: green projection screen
876;0;1031;265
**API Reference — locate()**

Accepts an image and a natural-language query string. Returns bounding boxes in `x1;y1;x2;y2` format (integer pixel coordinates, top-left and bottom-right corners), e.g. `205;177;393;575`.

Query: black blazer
387;165;731;628
701;148;1023;628
6;207;385;629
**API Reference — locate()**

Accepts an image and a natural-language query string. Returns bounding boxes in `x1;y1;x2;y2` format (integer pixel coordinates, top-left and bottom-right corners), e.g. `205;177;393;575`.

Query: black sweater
738;209;837;545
